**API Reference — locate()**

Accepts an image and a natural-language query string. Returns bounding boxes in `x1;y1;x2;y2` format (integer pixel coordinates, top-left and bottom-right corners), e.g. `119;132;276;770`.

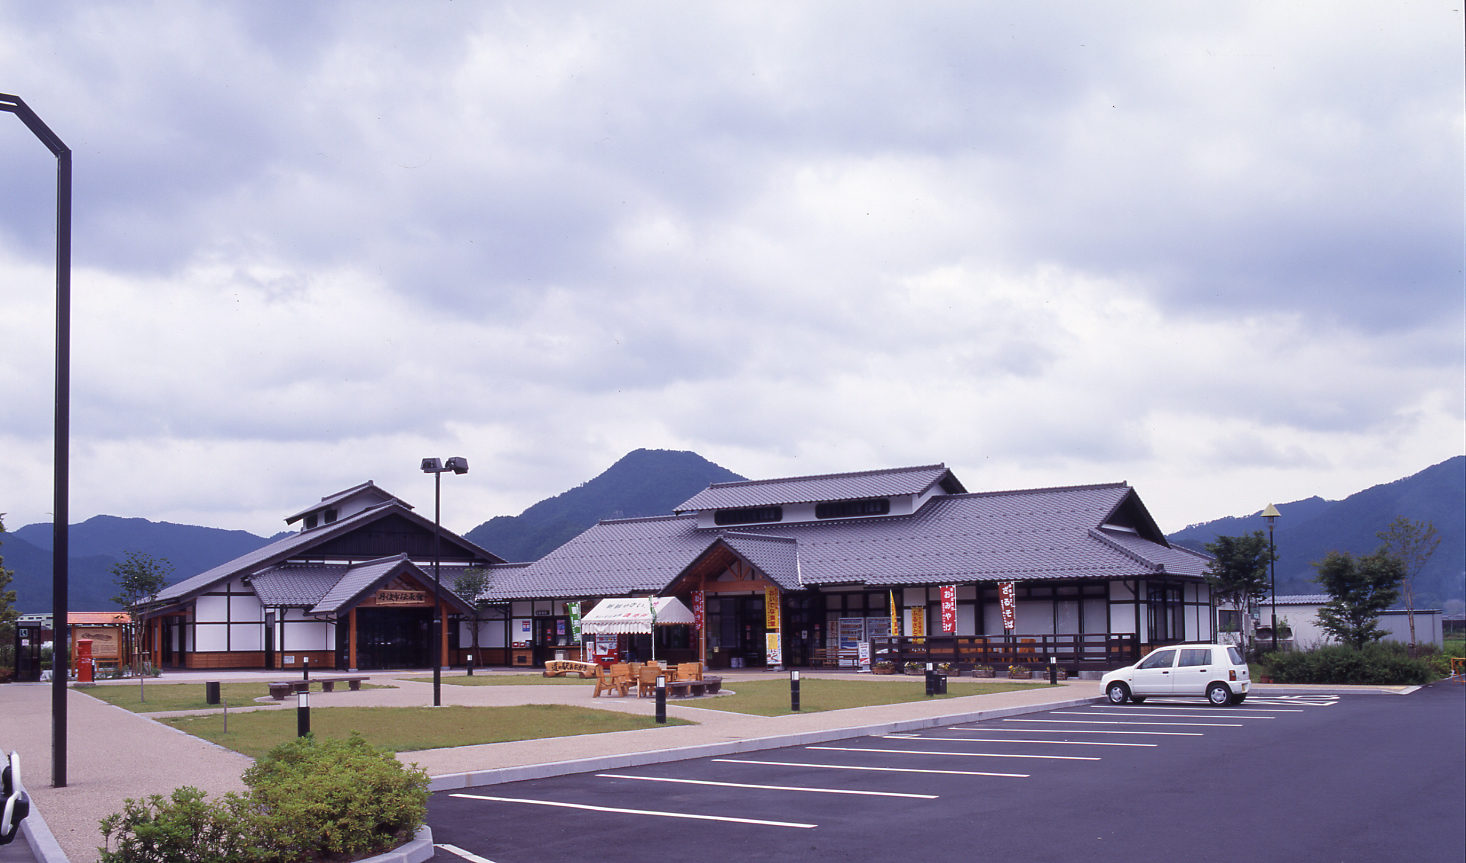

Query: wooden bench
665;680;694;698
268;676;369;700
542;660;601;678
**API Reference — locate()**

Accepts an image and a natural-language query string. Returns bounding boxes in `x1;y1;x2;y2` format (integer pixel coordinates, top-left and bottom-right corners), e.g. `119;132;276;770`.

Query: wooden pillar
441;610;450;670
348;608;358;671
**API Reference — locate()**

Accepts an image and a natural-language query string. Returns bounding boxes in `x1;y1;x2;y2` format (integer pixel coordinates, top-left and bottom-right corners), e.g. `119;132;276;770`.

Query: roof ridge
1086;527;1161;572
703;463;948;491
597;513;695;526
951;481;1130;499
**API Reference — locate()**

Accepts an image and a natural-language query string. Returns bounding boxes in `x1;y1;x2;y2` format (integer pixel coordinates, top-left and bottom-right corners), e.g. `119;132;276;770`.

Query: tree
1203;531;1274;655
451;568;493;666
0;516;19;677
1376;516;1441;656
1311;549;1404;649
111;551;173;676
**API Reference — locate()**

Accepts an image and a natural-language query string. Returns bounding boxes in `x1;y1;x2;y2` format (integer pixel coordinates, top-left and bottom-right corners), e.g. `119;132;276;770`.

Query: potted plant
971;664;996;678
1007;664;1033;680
936;662;958;676
904;661;924;675
873;660;896;674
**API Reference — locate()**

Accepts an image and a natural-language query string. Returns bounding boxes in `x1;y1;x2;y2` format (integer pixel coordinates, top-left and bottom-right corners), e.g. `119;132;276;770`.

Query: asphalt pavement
0;669;1422;863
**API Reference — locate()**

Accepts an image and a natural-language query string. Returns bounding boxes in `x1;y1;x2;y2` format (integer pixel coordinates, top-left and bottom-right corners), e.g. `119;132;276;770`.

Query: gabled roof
483;480;1205;600
674;464;965;512
150;497;502;609
283;480;411;526
245;555;477;616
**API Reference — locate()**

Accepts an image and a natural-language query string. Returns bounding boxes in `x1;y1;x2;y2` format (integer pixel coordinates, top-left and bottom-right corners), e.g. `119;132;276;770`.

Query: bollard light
297;689;310;737
790;670;801;712
655;675;667;724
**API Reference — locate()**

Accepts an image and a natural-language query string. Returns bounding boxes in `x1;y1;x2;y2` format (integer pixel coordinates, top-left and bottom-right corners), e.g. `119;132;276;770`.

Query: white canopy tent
580;597;695;663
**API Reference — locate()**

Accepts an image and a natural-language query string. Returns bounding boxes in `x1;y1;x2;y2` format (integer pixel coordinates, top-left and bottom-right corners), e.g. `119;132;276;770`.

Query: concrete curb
428;695;1101;792
19;802;67;863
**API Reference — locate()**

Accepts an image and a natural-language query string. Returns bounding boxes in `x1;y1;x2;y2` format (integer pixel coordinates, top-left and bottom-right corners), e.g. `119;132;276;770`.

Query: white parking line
1066;710;1276;719
595;773;938;798
809;746;1100;761
714;758;1028;778
450;793;818;829
886;735;1155;747
950;726;1202;736
1007;718;1243;728
1124;702;1306;712
436;844;498;863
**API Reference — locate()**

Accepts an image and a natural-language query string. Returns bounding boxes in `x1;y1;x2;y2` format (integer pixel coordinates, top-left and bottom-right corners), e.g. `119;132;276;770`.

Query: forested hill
1167;456;1465;607
465;448;745;562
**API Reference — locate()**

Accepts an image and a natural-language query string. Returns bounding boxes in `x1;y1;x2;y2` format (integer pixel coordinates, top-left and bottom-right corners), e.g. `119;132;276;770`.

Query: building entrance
355;607;432;669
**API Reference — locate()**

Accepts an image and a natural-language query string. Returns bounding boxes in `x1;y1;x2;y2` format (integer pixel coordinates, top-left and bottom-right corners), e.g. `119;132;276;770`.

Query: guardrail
869;633;1139;670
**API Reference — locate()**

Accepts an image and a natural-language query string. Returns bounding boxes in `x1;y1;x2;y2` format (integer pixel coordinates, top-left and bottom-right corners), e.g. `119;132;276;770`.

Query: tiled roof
484;481;1201;599
250;565;345;607
1265;594;1332;605
282;480;411;525
674;464;962;511
152;501;501;607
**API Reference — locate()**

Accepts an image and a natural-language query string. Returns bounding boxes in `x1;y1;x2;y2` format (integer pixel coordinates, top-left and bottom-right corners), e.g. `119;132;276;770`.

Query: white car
1102;643;1250;706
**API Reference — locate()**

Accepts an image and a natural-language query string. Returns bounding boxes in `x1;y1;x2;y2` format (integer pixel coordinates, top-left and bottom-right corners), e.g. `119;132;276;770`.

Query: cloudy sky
1;2;1461;541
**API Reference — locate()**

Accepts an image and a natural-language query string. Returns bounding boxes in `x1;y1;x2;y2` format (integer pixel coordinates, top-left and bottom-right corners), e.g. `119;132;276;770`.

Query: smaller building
1262;594;1444;649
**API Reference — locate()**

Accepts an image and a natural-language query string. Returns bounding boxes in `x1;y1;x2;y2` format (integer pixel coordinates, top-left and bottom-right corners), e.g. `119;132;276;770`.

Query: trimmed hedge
1261;642;1437;686
100;733;428;863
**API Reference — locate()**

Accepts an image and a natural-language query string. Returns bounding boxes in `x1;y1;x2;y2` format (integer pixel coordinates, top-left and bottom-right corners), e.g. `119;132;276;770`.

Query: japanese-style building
138;463;1216;674
140;481;503;671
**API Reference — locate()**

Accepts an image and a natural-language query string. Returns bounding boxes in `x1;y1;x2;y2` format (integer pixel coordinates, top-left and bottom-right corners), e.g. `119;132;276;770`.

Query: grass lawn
161;704;691;760
75;680;395;713
688;677;1036;716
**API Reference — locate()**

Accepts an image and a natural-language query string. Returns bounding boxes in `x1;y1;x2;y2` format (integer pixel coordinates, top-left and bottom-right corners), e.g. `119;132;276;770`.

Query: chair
593;663;634;698
637;665;663;698
676;662;703;681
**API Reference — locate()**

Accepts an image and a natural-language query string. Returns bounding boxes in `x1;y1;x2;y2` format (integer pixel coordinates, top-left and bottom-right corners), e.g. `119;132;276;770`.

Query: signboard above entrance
373;589;428;606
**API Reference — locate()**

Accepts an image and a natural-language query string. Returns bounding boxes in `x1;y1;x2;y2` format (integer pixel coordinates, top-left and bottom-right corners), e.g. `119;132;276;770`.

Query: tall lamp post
420;457;468;707
1;93;72;789
1262;503;1281;653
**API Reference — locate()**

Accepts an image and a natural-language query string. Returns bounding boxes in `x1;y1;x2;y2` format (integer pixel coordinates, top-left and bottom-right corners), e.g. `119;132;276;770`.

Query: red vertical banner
999;582;1016;631
940;585;957;633
692;590;706;663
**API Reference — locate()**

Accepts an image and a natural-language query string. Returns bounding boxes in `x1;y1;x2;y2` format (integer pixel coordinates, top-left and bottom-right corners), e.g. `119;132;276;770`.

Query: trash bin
206;681;221;705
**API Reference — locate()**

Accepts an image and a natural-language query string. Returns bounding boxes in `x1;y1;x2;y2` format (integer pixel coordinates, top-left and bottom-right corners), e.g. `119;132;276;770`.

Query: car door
1173;647;1215;696
1130;648;1177;695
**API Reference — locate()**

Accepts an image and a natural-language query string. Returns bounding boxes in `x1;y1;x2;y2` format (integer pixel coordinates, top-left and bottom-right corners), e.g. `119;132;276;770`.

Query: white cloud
0;1;1460;541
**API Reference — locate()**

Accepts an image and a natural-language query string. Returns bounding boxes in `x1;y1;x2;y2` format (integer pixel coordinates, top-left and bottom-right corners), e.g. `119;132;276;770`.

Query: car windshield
1138;649;1176;670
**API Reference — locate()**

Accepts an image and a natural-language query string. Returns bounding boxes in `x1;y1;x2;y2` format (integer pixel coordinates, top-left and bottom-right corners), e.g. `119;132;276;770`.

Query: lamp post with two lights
420;456;468;707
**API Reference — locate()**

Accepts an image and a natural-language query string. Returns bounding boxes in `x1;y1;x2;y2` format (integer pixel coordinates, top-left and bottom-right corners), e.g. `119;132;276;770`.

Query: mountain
465;448;746;562
1168;456;1465;607
5;517;280;614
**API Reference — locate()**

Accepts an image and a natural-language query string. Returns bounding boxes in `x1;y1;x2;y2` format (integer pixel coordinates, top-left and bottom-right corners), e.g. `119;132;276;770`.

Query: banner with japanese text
911;606;925;637
692;590;705;631
568;602;581;641
940;585;956;633
890;590;900;636
765;586;780;630
1000;582;1016;631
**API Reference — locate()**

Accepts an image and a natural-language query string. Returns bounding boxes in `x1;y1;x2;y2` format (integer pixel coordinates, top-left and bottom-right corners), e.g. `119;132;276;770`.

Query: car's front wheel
1106;682;1130;704
1207;682;1232;706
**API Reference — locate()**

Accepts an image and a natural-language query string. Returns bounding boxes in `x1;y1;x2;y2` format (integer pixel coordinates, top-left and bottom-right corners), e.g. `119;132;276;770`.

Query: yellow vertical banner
765;586;780;630
911;606;925;637
890;590;900;636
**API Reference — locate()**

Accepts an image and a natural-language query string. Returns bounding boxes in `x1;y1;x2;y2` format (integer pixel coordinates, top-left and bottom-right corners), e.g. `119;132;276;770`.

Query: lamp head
420;458;443;473
1261;503;1281;528
445;456;469;475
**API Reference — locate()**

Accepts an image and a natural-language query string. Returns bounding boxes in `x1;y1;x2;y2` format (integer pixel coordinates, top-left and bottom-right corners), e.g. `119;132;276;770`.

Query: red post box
76;639;94;683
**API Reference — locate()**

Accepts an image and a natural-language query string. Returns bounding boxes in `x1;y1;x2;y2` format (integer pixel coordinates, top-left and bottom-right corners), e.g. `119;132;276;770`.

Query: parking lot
426;684;1464;863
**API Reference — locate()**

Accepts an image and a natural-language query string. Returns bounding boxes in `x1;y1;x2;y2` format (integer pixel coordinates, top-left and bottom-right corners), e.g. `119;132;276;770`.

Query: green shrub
99;733;428;863
1262;642;1437;686
244;734;429;862
98;787;258;863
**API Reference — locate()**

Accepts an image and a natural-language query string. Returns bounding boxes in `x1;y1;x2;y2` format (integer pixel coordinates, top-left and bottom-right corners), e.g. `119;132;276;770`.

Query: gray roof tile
675;464;962;511
484;481;1202;599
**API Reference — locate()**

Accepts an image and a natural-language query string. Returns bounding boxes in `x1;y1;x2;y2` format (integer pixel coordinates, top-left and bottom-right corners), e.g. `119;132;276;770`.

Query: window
324;508;337;524
815;498;890;519
1138;649;1176;670
714;506;783;526
1178;648;1211;667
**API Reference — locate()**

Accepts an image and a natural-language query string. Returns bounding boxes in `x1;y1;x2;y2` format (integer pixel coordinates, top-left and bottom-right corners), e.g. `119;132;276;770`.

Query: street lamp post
1;93;72;789
1262;503;1281;654
420;457;468;707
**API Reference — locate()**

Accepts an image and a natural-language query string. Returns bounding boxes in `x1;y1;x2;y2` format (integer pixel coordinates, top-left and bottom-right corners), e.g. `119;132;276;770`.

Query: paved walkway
0;669;1407;863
